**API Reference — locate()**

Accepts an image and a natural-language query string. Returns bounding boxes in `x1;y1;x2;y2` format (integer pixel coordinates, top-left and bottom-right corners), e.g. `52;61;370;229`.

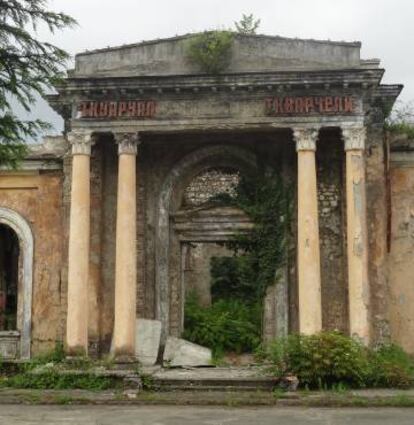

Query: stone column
66;132;95;356
342;126;370;344
112;133;139;359
293;128;322;335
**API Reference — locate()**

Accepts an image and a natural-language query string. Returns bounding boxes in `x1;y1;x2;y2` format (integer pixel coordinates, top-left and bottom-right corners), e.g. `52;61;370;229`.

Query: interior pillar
66;132;95;356
112;133;139;359
293;127;322;335
342;126;370;344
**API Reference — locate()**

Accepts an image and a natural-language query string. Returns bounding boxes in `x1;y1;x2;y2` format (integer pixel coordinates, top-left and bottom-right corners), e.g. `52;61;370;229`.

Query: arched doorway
0;207;33;359
0;224;19;332
156;145;258;343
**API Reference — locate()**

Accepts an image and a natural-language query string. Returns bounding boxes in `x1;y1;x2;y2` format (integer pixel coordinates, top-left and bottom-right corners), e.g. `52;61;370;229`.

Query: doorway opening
182;241;262;363
0;224;19;331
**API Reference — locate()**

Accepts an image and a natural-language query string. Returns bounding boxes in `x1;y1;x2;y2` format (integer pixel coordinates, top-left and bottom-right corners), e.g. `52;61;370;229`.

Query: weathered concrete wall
0;171;64;355
317;131;348;333
388;146;414;353
366;127;390;344
183;243;234;308
74;34;361;78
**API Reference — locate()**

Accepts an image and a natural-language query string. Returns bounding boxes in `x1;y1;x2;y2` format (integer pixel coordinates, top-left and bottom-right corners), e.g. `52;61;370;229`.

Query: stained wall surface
388;150;414;353
0;171;64;354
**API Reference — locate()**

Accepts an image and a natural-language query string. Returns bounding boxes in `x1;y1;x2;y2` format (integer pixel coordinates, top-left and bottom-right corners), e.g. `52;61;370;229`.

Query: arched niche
0;207;33;359
155;144;258;342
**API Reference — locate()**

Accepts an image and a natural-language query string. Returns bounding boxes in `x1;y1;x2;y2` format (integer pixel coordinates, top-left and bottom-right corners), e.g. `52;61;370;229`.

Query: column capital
67;132;96;156
114;132;140;155
342;126;366;151
293;128;320;152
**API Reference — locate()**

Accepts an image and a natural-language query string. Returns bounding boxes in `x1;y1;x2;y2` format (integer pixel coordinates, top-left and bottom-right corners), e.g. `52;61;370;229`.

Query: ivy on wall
214;167;292;302
184;167;292;355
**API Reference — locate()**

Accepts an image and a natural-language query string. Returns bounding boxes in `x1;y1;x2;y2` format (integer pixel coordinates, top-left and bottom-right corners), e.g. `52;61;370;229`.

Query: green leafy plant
234;14;261;34
258;332;414;389
186;31;234;74
384;100;414;138
367;344;414;389
259;332;371;388
0;371;117;390
184;168;291;356
213;168;292;303
183;292;261;357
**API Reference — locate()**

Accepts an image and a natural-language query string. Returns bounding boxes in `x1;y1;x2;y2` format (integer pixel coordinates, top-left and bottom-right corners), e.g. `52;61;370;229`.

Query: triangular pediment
73;33;363;78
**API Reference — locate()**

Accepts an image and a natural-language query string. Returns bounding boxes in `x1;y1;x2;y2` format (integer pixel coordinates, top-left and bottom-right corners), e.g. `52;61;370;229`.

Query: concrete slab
135;319;161;366
163;337;212;367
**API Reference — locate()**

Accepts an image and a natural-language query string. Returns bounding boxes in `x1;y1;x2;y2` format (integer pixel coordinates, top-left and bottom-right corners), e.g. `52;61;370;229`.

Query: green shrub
259;332;371;389
259;332;414;389
183;293;261;357
367;344;414;389
186;31;234;74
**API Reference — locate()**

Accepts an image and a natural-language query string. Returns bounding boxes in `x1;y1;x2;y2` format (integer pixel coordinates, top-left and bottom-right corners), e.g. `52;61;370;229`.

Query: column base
65;346;88;358
111;354;139;369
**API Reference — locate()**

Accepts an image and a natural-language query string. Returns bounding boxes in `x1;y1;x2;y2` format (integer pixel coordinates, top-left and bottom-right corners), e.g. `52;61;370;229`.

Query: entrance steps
148;366;280;392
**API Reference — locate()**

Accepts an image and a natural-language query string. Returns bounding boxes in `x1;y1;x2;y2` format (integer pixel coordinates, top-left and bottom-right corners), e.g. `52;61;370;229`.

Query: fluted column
293;128;322;335
112;132;139;359
342;126;370;344
66;132;95;356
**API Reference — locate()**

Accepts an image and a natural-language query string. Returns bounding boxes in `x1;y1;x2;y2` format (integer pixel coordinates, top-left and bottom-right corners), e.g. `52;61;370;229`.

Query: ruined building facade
0;34;412;360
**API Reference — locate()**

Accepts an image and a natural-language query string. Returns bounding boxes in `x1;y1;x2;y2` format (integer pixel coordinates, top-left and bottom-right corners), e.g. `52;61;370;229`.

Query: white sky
28;0;414;134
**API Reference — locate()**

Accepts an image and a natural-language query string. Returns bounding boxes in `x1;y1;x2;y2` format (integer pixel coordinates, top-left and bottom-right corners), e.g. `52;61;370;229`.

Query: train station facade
1;34;412;360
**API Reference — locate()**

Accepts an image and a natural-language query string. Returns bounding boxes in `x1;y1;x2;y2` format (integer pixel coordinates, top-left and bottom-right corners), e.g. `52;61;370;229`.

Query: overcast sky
27;0;414;134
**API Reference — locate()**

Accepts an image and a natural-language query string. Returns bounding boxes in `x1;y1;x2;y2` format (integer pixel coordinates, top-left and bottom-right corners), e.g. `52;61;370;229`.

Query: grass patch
0;371;120;391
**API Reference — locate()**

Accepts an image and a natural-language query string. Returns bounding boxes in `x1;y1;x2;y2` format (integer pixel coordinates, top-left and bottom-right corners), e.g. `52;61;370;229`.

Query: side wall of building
388;143;414;353
0;170;64;355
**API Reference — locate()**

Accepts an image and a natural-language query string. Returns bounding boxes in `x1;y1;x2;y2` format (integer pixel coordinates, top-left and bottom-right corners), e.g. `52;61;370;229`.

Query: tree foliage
213;168;292;302
0;0;76;168
186;31;234;74
234;14;261;35
385;100;414;138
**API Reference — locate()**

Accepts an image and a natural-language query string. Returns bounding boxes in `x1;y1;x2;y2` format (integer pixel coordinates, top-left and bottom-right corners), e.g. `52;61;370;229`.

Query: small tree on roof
234;14;261;35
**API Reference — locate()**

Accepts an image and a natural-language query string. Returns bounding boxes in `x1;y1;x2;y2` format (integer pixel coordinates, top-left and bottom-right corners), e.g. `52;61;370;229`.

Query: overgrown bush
258;332;370;388
183;293;261;357
258;332;414;389
367;344;414;389
186;31;234;74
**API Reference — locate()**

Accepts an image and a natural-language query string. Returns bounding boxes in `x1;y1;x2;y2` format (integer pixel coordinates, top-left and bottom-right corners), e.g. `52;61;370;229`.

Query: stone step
152;377;279;392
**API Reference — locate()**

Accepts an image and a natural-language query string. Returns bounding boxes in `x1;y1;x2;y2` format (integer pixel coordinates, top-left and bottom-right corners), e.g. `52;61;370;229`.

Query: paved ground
1;405;414;424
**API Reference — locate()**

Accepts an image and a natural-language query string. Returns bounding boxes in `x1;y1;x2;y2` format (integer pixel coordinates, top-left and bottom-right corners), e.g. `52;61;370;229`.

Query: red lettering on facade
98;102;108;117
77;100;157;119
118;102;127;116
295;97;305;114
284;97;294;113
265;96;356;116
343;97;354;113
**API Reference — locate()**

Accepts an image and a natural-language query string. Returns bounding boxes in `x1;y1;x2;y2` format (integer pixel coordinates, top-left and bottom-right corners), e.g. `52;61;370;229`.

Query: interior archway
156;144;258;342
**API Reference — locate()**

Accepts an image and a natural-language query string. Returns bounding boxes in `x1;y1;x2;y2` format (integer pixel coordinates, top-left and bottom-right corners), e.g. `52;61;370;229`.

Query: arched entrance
155;145;258;343
0;207;33;359
0;224;19;331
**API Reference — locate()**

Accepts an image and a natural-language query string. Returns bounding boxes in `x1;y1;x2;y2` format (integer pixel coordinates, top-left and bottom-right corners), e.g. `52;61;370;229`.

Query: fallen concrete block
163;337;212;367
135;319;162;366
